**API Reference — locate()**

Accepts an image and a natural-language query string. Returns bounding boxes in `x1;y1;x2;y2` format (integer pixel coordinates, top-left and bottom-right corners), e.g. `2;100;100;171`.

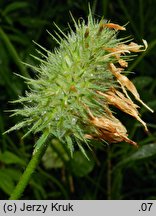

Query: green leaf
4;169;22;181
70;151;95;177
65;136;74;157
117;143;156;167
0;151;26;165
126;143;156;161
42;146;63;169
42;141;68;169
3;2;29;15
0;169;21;195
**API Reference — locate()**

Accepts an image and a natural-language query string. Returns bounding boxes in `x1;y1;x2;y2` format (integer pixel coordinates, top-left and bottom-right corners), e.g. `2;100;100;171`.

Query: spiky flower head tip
6;11;153;154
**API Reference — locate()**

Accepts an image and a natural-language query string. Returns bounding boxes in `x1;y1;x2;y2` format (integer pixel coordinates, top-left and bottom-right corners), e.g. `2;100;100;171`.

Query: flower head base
5;10;153;154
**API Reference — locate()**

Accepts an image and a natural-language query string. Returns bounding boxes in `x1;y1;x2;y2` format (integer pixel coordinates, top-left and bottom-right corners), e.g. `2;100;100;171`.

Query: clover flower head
6;10;153;155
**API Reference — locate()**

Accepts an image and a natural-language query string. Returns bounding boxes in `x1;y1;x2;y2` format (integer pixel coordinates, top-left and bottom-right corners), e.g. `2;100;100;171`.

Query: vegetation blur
0;0;156;199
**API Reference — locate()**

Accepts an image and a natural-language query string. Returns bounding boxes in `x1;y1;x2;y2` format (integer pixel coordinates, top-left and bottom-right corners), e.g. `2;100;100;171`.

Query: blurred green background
0;0;156;200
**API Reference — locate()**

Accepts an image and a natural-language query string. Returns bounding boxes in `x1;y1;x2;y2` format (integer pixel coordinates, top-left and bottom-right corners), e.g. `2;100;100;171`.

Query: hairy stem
9;131;49;200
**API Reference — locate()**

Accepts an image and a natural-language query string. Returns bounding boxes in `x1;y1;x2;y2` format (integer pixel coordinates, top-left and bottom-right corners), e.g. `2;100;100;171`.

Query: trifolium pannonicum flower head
5;9;153;156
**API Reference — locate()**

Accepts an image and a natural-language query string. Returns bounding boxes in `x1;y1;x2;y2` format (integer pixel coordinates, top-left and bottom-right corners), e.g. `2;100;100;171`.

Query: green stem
9;131;49;200
0;27;29;78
